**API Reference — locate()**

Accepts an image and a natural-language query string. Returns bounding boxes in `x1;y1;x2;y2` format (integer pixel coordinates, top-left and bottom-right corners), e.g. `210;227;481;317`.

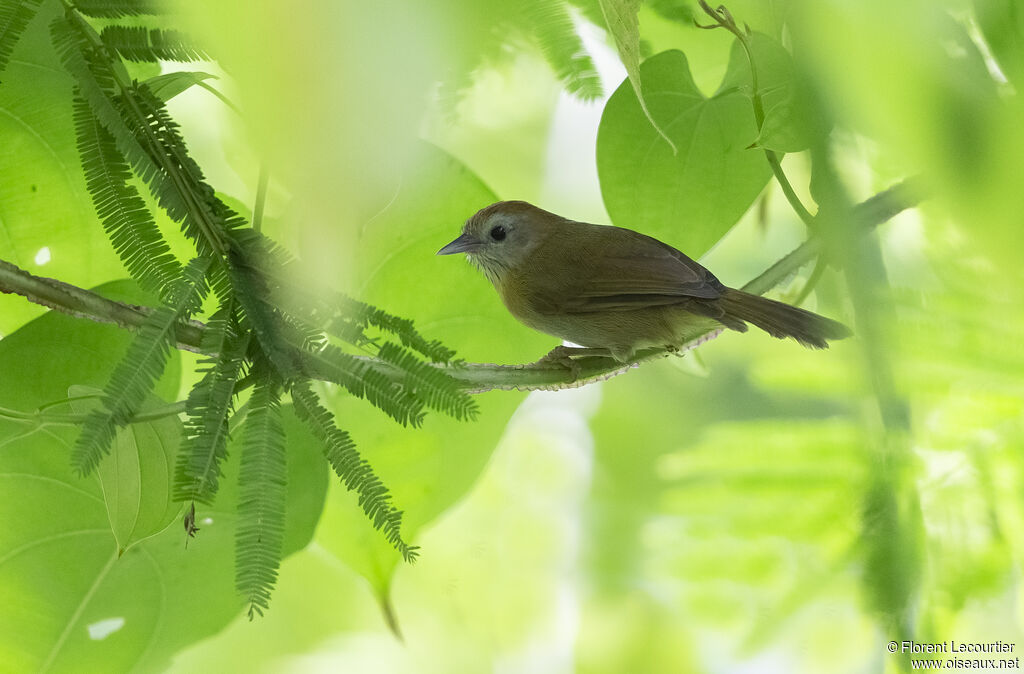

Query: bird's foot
532;346;612;380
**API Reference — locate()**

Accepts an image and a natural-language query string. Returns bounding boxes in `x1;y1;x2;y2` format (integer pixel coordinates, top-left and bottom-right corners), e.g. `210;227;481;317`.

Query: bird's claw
533;345;618;380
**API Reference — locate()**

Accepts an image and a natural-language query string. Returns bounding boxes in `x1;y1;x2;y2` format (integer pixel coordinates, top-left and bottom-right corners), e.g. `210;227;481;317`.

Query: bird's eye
489;225;507;241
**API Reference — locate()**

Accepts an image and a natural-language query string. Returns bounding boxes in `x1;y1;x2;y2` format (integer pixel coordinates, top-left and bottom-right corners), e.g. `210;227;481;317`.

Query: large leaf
68;385;182;555
0;282;328;671
315;143;550;597
0;3;199;336
597;49;771;258
597;0;676;152
0;2;120;334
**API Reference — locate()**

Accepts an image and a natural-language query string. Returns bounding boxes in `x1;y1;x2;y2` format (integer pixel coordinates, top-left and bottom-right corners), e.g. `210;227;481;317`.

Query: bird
437;200;851;365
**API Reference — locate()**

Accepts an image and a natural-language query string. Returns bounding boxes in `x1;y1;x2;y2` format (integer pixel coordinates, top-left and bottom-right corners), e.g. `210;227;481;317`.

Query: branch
0;258;205;351
0;179;925;394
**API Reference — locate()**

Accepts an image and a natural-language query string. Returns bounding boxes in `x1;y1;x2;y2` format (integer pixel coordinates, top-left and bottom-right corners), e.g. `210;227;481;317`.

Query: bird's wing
529;228;726;314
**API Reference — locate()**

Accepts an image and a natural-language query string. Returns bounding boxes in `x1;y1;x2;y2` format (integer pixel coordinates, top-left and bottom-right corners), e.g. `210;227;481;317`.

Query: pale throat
467;253;508;286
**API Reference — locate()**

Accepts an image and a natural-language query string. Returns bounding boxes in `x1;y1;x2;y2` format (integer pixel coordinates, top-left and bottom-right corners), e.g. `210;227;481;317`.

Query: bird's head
437;200;558;283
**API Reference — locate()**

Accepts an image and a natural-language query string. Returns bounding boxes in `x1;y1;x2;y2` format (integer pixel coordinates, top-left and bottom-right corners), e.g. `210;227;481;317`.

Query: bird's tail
717;288;852;349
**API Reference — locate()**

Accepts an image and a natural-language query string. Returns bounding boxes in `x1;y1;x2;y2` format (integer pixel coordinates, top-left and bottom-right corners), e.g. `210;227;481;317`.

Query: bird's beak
437;232;482;255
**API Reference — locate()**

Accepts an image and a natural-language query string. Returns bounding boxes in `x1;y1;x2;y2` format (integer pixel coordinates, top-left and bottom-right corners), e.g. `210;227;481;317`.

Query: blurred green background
0;0;1022;672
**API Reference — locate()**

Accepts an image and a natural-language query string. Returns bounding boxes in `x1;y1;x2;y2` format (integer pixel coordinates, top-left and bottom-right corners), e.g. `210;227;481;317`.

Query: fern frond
376;343;477;421
173;304;250;505
305;344;425;427
53;13;237;257
100;25;209;62
229;230;326;352
73;95;181;296
334;296;457;364
0;0;42;78
227;234;305;380
52;10;155;176
127;82;244;254
72;256;211;475
73;0;159;18
520;0;602;100
290;380;418;562
235;374;287;620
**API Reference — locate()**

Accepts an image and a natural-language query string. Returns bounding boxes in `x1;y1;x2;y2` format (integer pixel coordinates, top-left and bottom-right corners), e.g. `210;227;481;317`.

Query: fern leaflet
173;303;250;505
100;25;209;62
235;374;287;620
521;0;602;100
305;344;425;427
51;10;158;180
73;256;211;475
53;12;238;259
334;296;457;364
0;0;42;78
73;0;159;18
73;95;181;296
227;234;305;380
376;342;477;421
291;380;418;562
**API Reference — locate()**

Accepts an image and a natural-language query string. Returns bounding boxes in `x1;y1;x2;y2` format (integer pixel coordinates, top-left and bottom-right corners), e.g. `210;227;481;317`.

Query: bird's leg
532;345;613;379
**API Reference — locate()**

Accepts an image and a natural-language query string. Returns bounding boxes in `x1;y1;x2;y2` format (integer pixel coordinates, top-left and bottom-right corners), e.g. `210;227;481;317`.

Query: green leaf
723;32;826;153
51;10;161;193
0;293;327;670
975;0;1024;87
332;295;456;363
315;143;545;596
597;49;771;257
597;0;677;153
0;3;127;335
144;70;217;102
67;385;182;555
0;0;42;78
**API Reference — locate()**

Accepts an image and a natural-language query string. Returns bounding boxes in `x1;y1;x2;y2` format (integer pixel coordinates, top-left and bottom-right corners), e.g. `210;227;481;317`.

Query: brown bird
438;201;851;364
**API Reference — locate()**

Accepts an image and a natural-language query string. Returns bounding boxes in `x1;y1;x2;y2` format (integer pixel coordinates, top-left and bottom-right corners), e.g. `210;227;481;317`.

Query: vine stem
696;0;816;229
0;400;187;426
252;165;269;234
0;179;925;395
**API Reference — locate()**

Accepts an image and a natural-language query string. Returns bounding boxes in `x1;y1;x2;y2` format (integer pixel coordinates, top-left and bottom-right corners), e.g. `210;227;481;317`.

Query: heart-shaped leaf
721;33;827;154
0;281;328;671
597;49;771;257
67;386;182;555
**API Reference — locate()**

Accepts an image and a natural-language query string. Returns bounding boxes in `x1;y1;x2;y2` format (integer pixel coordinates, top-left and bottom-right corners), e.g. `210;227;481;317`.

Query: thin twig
792;255;828;306
0;400;188;425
